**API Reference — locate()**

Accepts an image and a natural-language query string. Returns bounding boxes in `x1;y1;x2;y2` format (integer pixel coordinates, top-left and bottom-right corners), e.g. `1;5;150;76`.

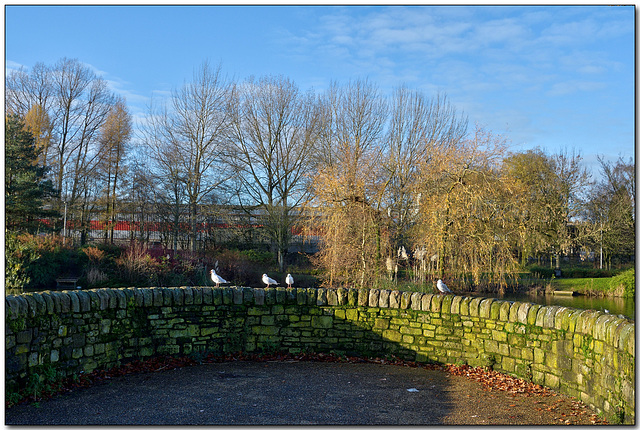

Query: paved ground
5;361;601;425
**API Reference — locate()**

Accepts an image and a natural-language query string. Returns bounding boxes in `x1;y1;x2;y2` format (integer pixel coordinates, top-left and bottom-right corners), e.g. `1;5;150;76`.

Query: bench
56;277;81;289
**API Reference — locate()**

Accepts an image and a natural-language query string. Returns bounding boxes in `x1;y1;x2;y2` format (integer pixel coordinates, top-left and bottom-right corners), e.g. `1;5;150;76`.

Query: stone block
42;293;56;314
6;296;20;319
420;294;433;312
400;291;411;309
545;372;560;389
516;302;531;324
374;318;389;330
132;288;145;307
508;301;520;322
383;329;403;343
389;291;401;309
32;293;47;315
479;298;495;319
306;288;317;306
337;288;347;305
346;309;358;321
261;315;275;326
409;292;421;311
347;289;358;306
619;323;634;355
57;293;71;313
106;289;118;308
16;329;33;344
543;306;562;329
276;287;287;304
312;316;333;329
193;287;204;305
223;287;234;305
296;288;307;305
327;289;338;306
23;294;38;317
253;288;265;306
316;288;327;306
239;287;254;305
286;288;297;304
358;289;369;307
369;289;380;307
499;301;511;321
458;297;471;316
201;287;213;305
233;287;243;305
431;295;443;313
535;306;548;327
379;290;390;308
211;288;222;305
441;294;453;313
112;289;126;309
469;297;483;317
151;288;163;307
181;287;193;305
450;295;462;314
122;288;135;306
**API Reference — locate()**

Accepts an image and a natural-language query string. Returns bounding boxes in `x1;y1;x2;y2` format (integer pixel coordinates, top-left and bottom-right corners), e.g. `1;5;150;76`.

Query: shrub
528;265;554;279
115;241;160;287
5;233;77;292
609;268;635;298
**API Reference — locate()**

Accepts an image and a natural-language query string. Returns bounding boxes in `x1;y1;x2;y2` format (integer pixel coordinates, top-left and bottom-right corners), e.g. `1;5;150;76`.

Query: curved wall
5;286;635;423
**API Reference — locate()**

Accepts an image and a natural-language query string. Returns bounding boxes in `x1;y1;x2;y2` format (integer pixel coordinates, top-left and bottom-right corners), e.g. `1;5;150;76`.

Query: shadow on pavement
5;361;455;425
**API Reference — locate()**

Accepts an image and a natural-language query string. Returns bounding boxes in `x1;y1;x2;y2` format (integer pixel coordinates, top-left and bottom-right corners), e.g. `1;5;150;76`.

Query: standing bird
436;279;452;295
262;273;278;287
210;269;228;287
285;273;294;288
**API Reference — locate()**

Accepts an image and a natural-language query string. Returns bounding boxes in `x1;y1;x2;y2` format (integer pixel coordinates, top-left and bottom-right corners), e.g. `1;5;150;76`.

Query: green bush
609;268;635;298
240;249;274;265
5;233;77;293
527;265;554;279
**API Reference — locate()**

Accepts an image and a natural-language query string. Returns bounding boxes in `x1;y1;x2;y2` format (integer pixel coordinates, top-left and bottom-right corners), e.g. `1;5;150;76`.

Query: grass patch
550;277;617;294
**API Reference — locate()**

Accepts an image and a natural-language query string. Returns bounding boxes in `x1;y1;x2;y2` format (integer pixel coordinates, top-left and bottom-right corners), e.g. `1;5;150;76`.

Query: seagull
436;279;452;295
210;269;228;287
285;273;294;288
262;273;278;287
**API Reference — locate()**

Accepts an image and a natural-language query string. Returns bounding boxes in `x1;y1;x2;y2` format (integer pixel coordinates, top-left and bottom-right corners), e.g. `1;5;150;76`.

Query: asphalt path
5;361;600;425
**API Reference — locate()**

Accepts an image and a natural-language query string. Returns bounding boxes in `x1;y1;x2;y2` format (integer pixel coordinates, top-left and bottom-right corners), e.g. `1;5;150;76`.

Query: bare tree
227;74;320;271
7;58;118;244
141;61;233;251
583;156;634;268
6;62;54;118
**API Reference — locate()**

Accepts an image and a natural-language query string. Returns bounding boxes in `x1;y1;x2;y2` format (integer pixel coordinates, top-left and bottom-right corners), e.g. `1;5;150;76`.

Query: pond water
468;292;635;320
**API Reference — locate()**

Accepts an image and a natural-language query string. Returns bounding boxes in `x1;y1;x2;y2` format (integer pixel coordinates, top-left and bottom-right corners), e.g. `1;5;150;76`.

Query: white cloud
6;60;26;72
547;80;607;97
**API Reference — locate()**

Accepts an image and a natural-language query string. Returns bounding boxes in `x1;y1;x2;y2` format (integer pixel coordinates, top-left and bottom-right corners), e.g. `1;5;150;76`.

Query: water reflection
471;292;635;320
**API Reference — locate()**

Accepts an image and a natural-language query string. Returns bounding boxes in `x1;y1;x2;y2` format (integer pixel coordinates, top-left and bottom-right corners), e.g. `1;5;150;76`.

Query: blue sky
5;4;635;176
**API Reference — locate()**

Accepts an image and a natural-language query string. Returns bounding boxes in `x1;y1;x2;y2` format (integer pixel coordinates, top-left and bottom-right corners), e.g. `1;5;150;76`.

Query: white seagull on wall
210;270;228;287
262;273;278;287
285;274;294;288
436;279;452;295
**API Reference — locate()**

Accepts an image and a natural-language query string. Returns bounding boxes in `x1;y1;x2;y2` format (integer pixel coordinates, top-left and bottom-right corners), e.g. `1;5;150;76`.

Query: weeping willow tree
307;79;391;288
410;126;520;291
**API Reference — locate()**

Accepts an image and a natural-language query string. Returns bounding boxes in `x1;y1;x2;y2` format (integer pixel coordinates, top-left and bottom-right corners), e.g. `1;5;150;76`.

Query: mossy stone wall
5;286;635;423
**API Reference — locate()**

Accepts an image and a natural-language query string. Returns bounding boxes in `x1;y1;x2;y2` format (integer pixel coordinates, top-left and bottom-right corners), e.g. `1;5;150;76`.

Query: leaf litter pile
8;351;609;424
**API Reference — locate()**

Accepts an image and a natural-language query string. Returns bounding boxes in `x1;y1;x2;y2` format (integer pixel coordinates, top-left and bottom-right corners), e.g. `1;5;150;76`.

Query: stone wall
5;286;635;423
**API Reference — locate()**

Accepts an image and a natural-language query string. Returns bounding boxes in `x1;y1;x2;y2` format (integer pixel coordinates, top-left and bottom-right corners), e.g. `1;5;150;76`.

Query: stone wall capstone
5;286;635;424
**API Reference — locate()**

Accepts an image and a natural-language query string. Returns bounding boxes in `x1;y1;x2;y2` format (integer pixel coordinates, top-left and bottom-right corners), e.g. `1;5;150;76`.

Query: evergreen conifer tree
5;114;57;231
